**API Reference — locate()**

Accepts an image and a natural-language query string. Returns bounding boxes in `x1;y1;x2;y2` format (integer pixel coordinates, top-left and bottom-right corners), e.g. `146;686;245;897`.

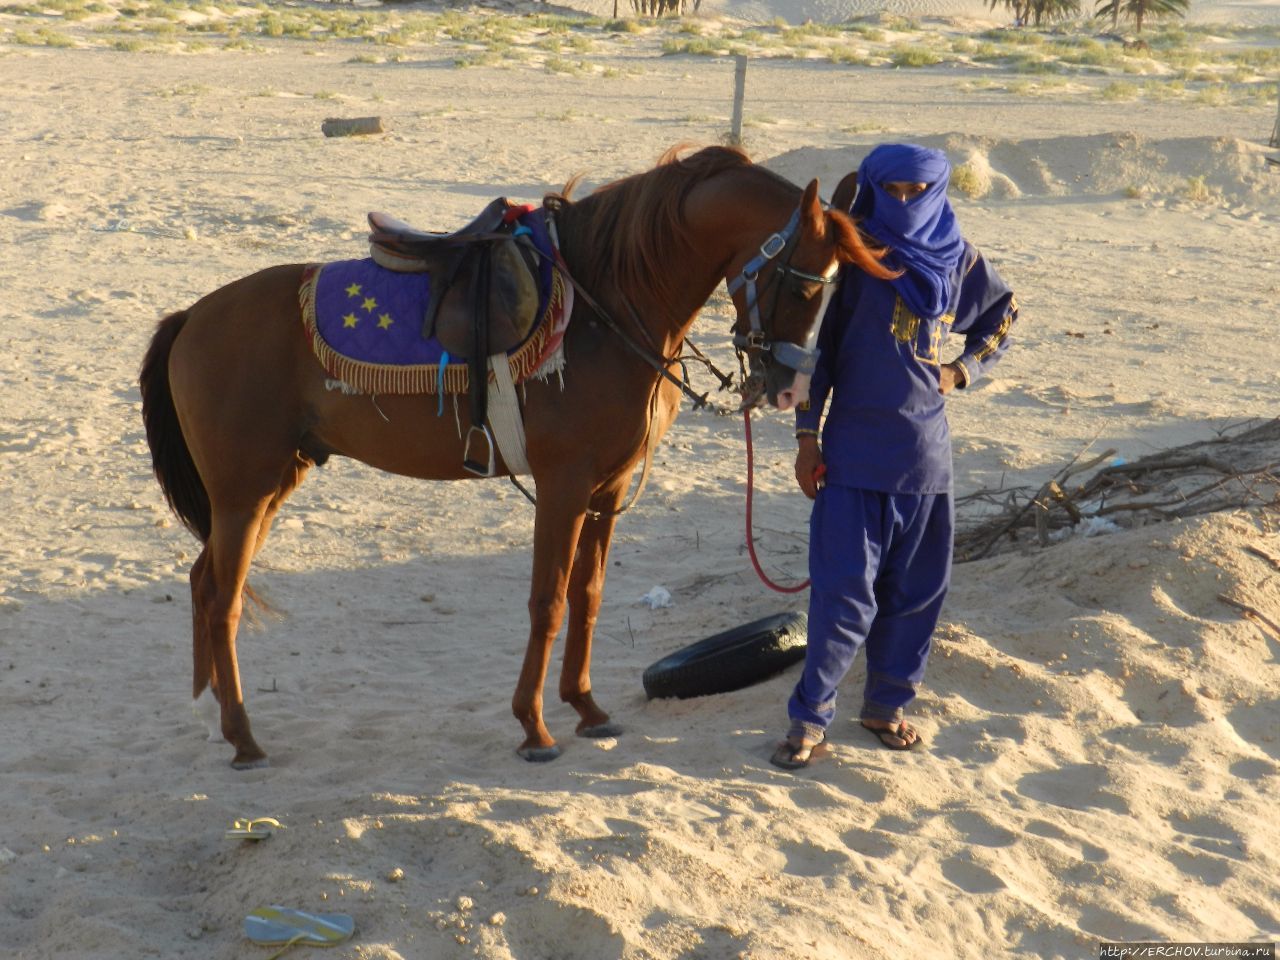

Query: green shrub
828;45;870;65
890;44;940;67
1100;80;1139;100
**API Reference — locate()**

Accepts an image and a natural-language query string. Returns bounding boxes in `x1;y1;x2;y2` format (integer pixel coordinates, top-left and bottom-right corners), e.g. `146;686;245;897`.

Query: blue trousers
787;486;953;731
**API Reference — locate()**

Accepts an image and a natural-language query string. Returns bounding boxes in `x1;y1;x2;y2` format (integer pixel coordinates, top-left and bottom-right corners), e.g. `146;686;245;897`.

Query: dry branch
1217;593;1280;640
955;418;1280;563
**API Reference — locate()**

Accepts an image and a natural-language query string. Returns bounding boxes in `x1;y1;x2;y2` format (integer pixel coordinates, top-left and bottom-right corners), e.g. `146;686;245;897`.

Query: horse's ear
801;179;824;236
831;171;858;214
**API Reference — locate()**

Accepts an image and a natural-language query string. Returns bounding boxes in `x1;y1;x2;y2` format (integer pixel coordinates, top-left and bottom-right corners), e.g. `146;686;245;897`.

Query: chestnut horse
139;145;892;768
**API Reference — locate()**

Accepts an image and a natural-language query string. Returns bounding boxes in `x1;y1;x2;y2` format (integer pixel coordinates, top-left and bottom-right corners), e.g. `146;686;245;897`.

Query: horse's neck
556;210;720;356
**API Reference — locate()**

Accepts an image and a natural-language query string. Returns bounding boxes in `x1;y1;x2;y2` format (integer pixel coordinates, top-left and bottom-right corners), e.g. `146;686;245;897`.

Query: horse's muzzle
767;366;811;412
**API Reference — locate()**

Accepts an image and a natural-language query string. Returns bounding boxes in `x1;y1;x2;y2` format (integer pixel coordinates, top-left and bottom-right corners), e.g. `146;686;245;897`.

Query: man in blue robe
772;144;1017;769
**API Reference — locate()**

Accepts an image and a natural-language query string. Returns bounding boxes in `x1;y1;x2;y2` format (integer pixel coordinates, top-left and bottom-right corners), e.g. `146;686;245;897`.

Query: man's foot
769;731;825;770
860;719;923;751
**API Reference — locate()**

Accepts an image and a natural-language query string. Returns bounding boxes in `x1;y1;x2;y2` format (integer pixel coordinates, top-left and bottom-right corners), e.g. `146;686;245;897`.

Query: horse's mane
548;145;896;304
549;145;799;310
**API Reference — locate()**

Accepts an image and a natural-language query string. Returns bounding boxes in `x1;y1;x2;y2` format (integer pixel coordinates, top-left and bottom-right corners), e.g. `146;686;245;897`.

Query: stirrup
462;424;496;477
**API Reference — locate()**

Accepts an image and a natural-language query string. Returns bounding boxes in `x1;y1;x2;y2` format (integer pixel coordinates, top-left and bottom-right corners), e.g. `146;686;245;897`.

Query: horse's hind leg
189;454;312;767
190;454;312;751
198;503;272;768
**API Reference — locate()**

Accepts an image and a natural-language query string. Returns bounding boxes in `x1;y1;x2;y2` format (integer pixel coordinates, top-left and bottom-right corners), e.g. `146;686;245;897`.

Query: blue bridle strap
725;208;800;336
725;207;831;375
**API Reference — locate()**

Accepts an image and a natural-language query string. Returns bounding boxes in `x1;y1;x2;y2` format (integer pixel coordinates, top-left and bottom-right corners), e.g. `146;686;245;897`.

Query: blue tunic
795;242;1016;494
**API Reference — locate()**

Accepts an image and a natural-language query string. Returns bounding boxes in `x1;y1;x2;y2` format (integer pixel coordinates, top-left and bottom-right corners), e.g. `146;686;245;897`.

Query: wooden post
729;55;747;147
1271;85;1279;147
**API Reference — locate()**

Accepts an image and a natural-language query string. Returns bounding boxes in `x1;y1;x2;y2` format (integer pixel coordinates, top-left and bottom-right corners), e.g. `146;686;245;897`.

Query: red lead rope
743;409;811;593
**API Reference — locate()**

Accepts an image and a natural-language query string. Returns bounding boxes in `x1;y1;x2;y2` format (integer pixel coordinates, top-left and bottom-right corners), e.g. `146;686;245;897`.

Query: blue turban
849;144;966;321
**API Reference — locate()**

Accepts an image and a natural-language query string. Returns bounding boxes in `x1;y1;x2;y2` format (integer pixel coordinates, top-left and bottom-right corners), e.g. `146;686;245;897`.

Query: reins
504;202;714;520
742;408;811;593
505;194;821;580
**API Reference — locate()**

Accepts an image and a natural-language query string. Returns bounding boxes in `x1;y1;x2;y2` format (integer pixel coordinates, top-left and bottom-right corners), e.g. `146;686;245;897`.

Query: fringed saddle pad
299;212;569;396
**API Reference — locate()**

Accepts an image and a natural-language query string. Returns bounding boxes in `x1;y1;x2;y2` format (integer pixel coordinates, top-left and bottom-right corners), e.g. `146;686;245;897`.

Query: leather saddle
367;199;541;360
367;198;546;477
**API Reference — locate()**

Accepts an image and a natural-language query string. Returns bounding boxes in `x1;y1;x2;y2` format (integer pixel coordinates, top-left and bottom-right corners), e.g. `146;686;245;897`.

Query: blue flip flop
244;906;354;957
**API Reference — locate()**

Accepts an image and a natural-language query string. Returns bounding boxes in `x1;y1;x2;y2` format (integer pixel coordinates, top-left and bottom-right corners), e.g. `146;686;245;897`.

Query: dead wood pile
955;418;1280;563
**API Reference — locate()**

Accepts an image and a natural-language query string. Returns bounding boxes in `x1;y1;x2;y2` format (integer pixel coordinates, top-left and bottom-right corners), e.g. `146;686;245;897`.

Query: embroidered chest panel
891;297;953;366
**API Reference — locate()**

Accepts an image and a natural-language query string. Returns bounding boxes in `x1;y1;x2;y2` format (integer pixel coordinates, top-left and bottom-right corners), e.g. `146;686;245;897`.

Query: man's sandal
770;732;825;770
860;720;922;751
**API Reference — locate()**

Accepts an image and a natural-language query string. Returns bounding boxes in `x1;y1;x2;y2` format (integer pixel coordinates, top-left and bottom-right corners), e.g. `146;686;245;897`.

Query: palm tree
988;0;1033;27
1030;0;1081;26
1094;0;1189;34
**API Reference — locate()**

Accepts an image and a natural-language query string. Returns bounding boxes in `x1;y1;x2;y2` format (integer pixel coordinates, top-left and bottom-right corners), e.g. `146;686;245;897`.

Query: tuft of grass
880;14;918;32
949;163;983;199
843;23;885;41
1100;80;1139;100
1006;52;1059;74
661;36;730;56
544;56;587;74
1193;83;1229;106
1184;175;1211;203
452;50;503;68
981;27;1044;45
1142;78;1186;100
890;44;940;67
15;27;77;47
828;46;871;66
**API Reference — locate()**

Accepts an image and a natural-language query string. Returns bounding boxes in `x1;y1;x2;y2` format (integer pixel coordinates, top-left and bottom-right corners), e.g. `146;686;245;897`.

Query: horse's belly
306;388;506;482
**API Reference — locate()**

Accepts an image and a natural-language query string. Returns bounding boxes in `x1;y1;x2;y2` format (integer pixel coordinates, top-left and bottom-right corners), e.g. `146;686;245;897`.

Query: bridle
725;206;839;389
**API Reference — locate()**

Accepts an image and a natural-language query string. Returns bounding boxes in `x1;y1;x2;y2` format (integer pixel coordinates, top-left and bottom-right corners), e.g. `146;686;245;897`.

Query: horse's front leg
514;489;589;762
560;482;628;739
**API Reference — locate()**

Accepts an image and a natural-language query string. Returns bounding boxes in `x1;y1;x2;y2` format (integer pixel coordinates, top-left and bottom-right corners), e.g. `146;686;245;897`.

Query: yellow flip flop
225;817;283;841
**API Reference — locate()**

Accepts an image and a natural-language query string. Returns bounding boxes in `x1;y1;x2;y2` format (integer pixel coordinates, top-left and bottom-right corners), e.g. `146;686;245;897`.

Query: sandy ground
1;2;1279;958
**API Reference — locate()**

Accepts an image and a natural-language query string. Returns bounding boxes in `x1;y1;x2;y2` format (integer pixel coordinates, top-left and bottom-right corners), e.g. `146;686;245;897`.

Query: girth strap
462;246;493;477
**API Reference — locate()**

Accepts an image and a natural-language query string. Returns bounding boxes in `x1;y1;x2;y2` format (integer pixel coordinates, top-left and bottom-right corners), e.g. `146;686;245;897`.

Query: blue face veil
849;144;966;321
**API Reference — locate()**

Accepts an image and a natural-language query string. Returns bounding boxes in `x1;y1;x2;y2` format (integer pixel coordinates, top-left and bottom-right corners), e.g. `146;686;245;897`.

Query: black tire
642;611;808;700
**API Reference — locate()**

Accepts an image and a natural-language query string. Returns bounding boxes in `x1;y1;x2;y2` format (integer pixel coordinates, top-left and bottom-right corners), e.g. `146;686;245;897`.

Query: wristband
795;428;819;440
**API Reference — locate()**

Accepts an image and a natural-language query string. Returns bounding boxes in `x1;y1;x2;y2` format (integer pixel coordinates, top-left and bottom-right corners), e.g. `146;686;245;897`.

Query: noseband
725;207;837;377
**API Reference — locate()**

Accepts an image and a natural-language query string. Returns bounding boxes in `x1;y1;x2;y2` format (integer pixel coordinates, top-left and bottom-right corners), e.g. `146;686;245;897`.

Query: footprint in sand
940;854;1007;894
1024;818;1109;863
945;809;1018;848
1018;763;1130;814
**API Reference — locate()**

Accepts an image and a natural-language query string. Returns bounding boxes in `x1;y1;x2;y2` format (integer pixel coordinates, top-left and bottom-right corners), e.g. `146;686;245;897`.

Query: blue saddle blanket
300;210;567;395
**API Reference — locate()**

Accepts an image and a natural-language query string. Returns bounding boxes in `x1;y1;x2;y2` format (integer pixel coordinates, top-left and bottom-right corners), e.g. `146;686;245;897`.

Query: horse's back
168;264;320;459
174;263;313;378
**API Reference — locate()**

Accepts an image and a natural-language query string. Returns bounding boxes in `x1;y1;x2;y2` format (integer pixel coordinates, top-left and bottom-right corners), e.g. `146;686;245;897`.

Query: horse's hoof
231;755;271;770
578;722;623;739
517;744;562;763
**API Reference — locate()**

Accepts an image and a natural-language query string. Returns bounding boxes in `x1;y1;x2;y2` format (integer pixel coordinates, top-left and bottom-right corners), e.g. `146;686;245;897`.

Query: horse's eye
788;276;823;300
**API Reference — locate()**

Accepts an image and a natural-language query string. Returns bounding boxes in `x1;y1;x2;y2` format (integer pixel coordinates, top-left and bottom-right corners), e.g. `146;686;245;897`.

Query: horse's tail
139;311;211;543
